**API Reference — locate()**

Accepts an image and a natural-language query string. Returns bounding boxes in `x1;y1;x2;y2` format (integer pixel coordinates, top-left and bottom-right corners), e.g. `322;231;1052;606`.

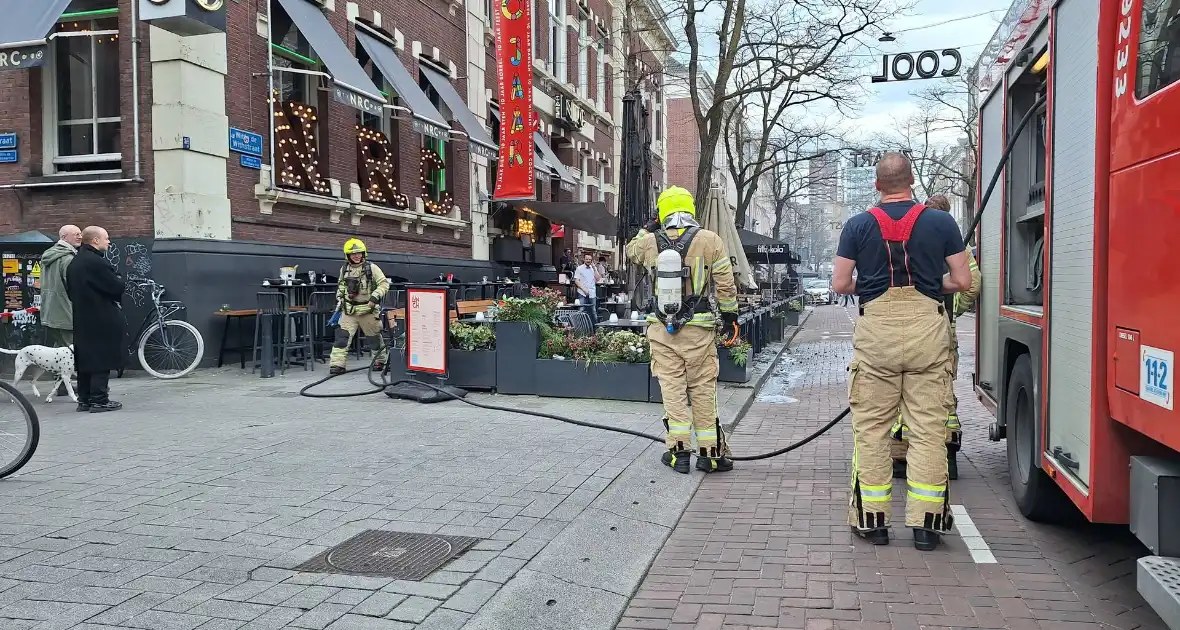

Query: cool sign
1141;345;1174;411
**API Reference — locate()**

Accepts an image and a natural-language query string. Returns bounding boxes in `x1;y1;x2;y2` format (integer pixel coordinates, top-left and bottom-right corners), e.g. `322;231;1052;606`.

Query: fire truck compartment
1133;458;1180;630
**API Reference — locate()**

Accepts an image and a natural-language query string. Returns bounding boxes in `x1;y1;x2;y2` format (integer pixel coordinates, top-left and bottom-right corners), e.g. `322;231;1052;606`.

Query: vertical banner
493;0;536;200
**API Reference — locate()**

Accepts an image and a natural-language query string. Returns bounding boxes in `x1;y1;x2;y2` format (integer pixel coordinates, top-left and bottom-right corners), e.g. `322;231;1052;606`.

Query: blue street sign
182;136;191;149
229;128;263;156
0;133;16;150
0;150;17;164
240;154;262;169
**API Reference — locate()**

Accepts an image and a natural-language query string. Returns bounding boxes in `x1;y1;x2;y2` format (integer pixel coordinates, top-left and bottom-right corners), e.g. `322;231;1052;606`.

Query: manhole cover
294;531;479;580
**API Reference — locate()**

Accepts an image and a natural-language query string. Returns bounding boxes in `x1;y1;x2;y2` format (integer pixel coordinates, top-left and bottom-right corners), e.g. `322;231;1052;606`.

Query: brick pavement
616;305;1167;630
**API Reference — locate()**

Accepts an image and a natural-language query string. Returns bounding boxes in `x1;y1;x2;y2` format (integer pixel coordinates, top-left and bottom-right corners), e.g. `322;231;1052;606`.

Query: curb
725;307;813;433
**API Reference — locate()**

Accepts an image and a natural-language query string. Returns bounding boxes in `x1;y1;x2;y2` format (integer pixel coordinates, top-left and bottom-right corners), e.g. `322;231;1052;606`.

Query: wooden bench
454;299;495;321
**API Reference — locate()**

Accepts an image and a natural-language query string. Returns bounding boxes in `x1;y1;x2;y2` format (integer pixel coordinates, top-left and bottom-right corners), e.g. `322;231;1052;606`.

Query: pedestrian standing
41;225;82;396
831;153;971;550
890;195;982;481
573;252;600;324
66;226;125;413
627;186;740;474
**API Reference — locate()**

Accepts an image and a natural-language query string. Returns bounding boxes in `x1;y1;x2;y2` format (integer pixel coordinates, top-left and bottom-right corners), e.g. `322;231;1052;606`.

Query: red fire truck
973;0;1180;620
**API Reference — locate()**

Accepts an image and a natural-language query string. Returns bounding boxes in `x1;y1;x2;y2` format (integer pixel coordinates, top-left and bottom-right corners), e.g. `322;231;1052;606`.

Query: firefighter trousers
329;312;388;368
890;321;960;461
848;287;954;531
647;324;721;452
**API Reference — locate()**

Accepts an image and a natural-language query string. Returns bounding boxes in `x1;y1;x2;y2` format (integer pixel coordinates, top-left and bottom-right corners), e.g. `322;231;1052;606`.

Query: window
420;71;453;215
532;0;542;63
595;42;605;110
550;0;565;80
577;17;588;95
1136;0;1180;98
45;7;121;173
270;23;329;194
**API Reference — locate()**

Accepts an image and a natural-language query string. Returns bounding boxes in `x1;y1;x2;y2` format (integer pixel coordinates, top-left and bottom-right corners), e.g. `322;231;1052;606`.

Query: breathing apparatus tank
656;248;684;333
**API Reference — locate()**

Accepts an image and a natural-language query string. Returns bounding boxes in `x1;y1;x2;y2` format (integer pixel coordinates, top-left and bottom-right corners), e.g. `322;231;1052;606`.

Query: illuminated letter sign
871;49;962;83
356;125;409;209
493;0;535;200
274;99;330;194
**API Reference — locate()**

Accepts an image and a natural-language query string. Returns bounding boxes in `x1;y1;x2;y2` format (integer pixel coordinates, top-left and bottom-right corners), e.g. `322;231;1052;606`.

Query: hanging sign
405;286;449;375
871;49;962;83
493;0;536;200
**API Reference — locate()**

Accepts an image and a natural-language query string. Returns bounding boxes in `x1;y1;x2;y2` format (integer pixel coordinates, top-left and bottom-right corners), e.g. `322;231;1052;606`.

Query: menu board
405;287;448;375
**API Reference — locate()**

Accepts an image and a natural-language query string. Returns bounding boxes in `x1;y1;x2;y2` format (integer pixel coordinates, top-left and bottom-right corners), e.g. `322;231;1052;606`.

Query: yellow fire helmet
343;238;367;257
657;186;696;224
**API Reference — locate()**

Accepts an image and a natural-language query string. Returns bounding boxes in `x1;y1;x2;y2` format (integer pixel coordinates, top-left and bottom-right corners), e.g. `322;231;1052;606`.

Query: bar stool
307;291;337;363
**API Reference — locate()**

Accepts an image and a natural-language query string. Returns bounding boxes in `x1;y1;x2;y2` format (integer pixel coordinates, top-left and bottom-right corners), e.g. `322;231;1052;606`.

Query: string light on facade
420;146;453;215
356;124;408;209
274;96;329;194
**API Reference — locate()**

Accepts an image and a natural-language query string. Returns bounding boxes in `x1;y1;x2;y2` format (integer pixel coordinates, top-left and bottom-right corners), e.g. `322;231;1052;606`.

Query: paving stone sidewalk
0;325;798;630
616;305;1166;630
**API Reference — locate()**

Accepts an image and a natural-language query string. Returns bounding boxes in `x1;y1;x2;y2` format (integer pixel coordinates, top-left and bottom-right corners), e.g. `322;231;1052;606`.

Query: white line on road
951;504;997;563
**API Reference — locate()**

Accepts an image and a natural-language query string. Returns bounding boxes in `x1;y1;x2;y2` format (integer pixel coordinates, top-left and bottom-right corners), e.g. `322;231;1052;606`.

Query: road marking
951;504;997;563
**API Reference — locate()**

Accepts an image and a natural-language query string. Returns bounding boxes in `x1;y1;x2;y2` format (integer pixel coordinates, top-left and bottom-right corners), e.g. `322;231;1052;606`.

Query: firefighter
890;195;982;481
832;153;972;550
329;238;391;375
627;186;740;474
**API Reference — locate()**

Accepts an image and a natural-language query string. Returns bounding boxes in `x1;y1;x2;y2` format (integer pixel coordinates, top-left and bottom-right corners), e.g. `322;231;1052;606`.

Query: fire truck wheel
1005;353;1072;522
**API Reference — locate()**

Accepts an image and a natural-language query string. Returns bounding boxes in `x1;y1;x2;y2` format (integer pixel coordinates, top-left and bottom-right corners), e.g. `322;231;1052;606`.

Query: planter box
767;317;785;342
717;346;750;384
535;359;650;402
494;321;539;394
447;349;497;390
785;310;801;326
649;373;662;403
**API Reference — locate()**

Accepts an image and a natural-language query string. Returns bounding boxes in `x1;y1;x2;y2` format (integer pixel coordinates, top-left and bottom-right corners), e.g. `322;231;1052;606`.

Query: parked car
803;278;835;305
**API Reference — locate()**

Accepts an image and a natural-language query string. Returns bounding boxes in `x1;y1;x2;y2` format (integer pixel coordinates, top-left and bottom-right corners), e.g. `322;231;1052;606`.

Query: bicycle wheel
138;319;205;379
0;381;39;479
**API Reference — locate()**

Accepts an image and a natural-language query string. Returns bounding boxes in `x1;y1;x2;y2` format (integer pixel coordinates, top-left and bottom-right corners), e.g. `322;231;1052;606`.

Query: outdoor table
261;282;336;309
596;318;648;333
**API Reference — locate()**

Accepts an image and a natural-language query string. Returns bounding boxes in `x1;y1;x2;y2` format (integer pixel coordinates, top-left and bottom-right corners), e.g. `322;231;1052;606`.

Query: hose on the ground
298;94;1039;459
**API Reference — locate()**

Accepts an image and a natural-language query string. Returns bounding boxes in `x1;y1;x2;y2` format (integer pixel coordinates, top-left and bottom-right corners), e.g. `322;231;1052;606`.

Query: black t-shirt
836;201;964;304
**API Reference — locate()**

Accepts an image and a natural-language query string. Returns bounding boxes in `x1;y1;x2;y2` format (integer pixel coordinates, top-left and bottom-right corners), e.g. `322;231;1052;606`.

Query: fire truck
973;0;1180;622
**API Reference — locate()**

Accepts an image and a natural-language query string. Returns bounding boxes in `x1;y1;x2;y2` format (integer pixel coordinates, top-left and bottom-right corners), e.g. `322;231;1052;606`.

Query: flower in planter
726;340;753;367
450;322;496;351
603;330;651;363
488;296;556;328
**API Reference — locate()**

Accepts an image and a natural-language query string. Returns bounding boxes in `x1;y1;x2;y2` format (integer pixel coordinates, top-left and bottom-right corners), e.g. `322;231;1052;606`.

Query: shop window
271;26;329;194
1136;0;1180;98
355;48;407;209
44;5;120;174
420;71;453;215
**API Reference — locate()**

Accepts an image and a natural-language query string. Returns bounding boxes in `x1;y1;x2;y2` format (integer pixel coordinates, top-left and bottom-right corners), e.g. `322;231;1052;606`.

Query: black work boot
851;526;889;545
329;366;346;376
892;459;907;479
661;449;691;474
695;447;733;473
913;529;941;551
89;400;122;413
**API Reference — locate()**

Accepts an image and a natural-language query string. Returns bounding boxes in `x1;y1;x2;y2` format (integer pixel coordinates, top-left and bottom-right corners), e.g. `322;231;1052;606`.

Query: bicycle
0;381;39;479
117;279;205;379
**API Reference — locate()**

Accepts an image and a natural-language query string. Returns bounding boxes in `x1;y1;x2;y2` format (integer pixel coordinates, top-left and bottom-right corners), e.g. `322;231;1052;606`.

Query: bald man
832;153;971;551
66;226;125;412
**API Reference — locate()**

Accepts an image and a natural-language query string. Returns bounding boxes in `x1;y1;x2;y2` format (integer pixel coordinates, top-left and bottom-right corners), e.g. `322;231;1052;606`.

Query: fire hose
300;92;1042;461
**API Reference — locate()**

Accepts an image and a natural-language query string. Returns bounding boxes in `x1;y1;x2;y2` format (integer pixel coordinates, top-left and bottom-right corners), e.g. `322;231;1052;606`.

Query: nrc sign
871;49;962;83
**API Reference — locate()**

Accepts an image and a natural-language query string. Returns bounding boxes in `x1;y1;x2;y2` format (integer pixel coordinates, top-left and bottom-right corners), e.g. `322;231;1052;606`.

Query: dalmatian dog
0;345;78;403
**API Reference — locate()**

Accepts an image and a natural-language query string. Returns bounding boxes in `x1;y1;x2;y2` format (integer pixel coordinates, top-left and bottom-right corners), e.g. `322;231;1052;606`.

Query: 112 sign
1141;345;1174;411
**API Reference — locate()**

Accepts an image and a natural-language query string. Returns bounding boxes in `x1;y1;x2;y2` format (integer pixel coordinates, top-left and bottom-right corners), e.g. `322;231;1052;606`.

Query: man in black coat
66;226;125;413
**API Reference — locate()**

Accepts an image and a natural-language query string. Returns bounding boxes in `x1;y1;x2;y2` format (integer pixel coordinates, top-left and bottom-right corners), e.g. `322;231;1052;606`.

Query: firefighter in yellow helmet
890;195;982;481
626;186;740;474
329;238;391;375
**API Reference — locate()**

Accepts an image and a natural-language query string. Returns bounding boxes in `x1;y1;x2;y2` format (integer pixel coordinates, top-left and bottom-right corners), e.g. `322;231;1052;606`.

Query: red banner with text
493;0;535;200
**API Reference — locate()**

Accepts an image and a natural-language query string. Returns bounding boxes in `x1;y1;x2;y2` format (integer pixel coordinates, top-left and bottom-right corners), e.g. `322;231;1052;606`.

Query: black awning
355;28;449;140
275;0;386;115
523;202;614;237
739;229;800;265
534;132;576;191
0;0;70;63
419;65;497;160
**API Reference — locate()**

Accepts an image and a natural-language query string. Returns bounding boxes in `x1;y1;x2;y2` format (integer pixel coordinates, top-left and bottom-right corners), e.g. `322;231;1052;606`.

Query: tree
719;1;890;228
760;127;845;269
680;0;896;208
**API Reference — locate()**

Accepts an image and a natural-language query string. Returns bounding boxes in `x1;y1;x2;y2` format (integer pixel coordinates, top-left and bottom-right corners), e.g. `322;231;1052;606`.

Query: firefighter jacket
336;261;390;316
952;250;981;317
626;226;739;328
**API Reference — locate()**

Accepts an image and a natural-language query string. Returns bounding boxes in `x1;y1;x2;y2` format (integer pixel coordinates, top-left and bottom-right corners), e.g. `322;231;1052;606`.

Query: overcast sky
843;0;1012;139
